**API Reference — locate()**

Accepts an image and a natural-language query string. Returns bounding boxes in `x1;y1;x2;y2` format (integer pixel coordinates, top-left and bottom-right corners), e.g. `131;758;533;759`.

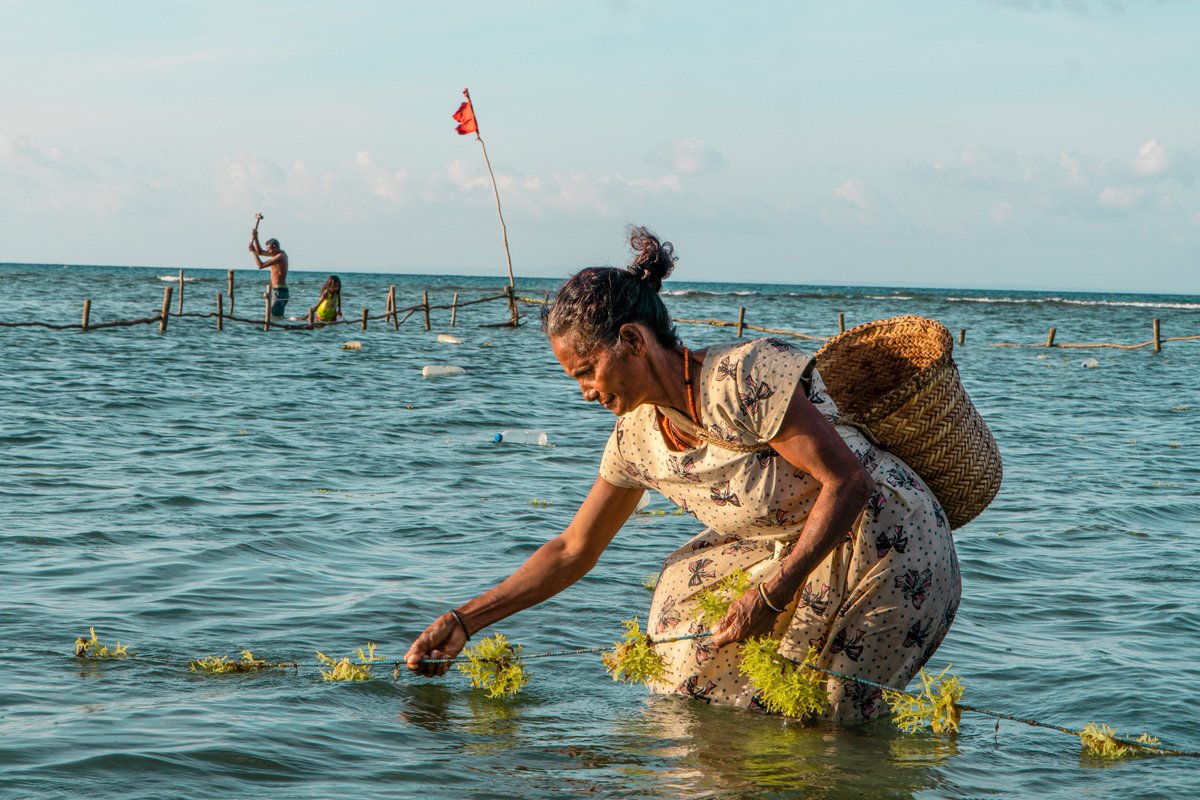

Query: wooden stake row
10;287;1195;354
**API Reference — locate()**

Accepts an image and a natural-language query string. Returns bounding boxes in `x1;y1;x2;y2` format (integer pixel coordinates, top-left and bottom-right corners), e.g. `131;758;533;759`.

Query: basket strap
659;357;875;455
800;355;815;398
656;406;771;454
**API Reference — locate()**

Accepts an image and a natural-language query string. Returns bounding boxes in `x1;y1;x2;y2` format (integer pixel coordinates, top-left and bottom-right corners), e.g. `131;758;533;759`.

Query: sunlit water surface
2;264;1198;799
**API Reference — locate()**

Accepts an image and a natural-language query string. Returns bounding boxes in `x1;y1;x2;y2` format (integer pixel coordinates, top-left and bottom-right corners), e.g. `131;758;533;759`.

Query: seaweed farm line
2;267;1198;353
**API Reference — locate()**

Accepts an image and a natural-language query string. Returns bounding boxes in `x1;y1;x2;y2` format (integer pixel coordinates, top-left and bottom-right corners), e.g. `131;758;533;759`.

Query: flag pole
462;89;517;325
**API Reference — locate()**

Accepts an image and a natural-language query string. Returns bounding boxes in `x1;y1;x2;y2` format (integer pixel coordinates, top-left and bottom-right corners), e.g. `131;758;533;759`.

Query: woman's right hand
404;612;469;677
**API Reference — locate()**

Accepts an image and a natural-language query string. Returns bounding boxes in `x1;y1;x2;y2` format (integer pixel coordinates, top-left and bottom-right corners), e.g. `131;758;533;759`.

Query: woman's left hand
708;586;784;648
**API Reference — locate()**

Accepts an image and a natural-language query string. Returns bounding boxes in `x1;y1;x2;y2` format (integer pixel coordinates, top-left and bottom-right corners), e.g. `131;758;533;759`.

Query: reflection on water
616;696;956;799
398;681;957;798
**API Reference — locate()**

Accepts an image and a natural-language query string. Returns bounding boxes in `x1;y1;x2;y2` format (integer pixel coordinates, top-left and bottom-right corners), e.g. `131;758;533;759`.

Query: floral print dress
598;337;961;721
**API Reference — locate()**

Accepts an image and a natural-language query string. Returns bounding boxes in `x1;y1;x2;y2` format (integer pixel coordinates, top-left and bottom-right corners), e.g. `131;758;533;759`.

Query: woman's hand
708;585;784;648
404;612;469;677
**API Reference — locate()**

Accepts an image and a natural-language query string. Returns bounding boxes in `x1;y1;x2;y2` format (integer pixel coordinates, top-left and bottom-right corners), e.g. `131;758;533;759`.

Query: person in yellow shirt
311;275;343;323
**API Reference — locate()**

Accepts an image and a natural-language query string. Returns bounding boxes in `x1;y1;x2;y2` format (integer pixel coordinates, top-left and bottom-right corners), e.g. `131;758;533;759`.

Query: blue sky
1;1;1197;293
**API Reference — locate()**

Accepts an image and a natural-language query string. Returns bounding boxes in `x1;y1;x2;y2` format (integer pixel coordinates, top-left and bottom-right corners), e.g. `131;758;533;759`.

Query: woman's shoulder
704;337;810;378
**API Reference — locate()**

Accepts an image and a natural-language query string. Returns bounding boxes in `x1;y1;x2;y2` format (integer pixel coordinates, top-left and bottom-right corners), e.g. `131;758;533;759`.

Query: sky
1;0;1197;293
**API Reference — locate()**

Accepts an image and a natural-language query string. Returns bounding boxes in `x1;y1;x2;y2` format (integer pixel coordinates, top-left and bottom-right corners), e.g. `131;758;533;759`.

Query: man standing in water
249;228;289;318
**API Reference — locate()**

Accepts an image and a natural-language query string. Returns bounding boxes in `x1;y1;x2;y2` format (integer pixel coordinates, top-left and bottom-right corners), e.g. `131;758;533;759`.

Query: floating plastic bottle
493;429;549;446
422;365;465;377
437;334;463;344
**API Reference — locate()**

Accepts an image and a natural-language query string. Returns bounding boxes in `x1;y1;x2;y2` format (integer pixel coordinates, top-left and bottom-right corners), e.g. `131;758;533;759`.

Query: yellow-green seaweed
316;642;382;682
189;650;286;674
456;633;528;698
1079;723;1162;759
74;627;132;659
738;639;826;718
883;665;963;734
601;618;667;685
693;568;754;627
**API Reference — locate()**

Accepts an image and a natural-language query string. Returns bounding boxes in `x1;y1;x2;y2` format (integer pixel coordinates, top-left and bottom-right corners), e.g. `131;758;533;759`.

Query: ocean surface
1;263;1198;799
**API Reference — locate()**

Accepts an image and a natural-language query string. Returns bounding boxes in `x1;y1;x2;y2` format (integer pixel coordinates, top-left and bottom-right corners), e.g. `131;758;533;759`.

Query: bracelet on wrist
757;582;786;614
448;609;471;641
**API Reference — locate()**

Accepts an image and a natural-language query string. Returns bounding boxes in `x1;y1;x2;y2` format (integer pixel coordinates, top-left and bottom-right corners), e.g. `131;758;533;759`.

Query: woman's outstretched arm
404;476;644;676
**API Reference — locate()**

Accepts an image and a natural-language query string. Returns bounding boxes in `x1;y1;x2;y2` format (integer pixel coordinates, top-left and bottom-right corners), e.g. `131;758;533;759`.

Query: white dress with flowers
598;337;961;721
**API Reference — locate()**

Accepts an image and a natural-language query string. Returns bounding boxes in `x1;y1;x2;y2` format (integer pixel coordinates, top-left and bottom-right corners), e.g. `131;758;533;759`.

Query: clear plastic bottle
422;365;465;377
493;429;549;446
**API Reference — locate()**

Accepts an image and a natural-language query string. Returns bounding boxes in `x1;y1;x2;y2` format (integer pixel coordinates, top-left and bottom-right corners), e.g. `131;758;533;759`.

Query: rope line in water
71;628;1198;758
801;663;1197;758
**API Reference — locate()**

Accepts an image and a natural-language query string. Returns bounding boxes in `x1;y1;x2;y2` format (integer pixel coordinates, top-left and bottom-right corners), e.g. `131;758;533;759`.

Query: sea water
1;263;1198;799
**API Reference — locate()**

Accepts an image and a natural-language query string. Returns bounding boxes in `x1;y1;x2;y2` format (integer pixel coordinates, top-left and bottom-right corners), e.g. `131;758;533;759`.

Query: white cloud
353;150;409;204
652;139;726;176
991;202;1014;223
216;154;286;208
430;160;682;218
1097;185;1145;209
834;179;871;210
1059;151;1084;185
1132;139;1168;176
627;175;681;192
445;160;489;192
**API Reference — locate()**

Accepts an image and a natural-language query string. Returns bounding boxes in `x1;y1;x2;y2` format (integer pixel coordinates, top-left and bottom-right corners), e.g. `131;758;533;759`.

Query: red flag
453;95;478;136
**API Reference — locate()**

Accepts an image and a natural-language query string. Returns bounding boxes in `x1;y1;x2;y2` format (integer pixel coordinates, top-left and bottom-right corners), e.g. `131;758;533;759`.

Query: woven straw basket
812;315;1002;529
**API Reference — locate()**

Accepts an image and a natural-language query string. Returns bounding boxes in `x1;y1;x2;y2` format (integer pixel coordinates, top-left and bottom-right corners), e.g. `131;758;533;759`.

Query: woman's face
551;333;647;416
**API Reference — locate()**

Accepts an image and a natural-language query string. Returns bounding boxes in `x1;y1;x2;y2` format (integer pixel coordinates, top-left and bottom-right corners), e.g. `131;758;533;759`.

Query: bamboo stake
307;307;314;330
1046;327;1056;347
461;88;516;296
159;286;172;333
217;293;224;331
227;269;235;315
423;290;431;331
838;312;845;333
959;328;966;346
735;306;746;338
1153;319;1161;353
361;308;369;331
263;283;271;331
389;285;399;330
450;292;459;327
81;298;91;332
177;269;184;314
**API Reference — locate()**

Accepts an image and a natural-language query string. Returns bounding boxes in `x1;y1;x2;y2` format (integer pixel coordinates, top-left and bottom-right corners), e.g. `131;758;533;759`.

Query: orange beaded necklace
659;346;700;450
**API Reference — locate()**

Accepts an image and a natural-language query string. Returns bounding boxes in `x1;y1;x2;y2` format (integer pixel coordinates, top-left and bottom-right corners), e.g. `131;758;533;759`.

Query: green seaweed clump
693;569;754;627
190;650;285;674
317;642;383;682
1079;723;1163;759
883;665;963;734
601;618;667;685
456;633;528;698
74;627;132;659
642;574;659;591
738;639;825;718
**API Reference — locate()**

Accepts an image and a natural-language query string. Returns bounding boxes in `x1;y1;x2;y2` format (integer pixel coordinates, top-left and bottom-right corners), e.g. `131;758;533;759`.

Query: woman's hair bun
626;225;676;293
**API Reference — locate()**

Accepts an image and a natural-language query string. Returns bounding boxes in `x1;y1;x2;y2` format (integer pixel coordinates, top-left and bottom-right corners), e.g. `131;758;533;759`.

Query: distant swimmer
249;222;289;318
